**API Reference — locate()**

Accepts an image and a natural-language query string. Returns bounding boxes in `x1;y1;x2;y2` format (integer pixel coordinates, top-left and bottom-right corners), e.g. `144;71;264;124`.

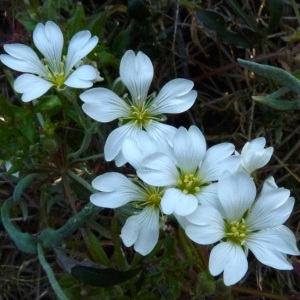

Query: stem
39;202;101;248
177;227;207;272
67;122;98;160
32;100;45;128
61;89;88;128
111;216;127;269
75;153;104;162
37;242;69;300
66;169;97;193
62;172;90;249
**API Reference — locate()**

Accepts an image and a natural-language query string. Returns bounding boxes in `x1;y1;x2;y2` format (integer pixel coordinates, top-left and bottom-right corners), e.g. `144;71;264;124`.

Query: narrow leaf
238;58;300;94
13;173;37;203
252;96;300;111
1;198;37;253
71;265;141;287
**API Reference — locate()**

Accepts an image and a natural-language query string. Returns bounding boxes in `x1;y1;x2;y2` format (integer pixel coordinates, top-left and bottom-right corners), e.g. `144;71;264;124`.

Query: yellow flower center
225;219;248;245
130;103;152;128
176;171;204;195
43;57;67;88
119;93;166;129
133;180;164;210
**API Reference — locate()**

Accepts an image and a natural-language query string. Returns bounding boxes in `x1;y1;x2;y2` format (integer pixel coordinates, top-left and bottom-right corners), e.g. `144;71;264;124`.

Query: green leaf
238;59;300;94
87;12;109;37
94;50;120;68
15;16;37;32
86;231;109;265
13;173;38;203
127;0;151;23
41;0;58;22
67;3;86;37
112;27;132;55
196;10;260;48
33;95;62;115
71;265;141;287
1;198;37;253
252;96;300;111
196;9;226;32
227;0;257;30
267;0;283;33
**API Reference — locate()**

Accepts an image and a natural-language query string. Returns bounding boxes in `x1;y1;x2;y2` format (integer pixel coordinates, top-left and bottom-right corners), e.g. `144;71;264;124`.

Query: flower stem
32;99;45;128
37;242;69;300
66;169;97;193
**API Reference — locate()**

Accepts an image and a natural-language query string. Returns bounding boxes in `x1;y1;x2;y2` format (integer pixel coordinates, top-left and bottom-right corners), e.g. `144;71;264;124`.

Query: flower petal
33;21;63;72
14;74;53;101
199;143;237;181
65;30;98;73
173;126;206;172
64;65;98;88
121;207;160;255
174;214;192;229
120;50;153;105
122;131;160;170
260;176;278;194
90;172;144;208
246;189;293;230
114;150;127;167
245;226;300;256
1;44;47;76
209;242;248;286
241;137;273;174
246;233;294;270
185;206;225;244
161;188;198;216
151;78;197;114
217;171;256;221
145;121;177;146
196;183;226;214
104;124;139;162
137;153;178;186
81;88;130;122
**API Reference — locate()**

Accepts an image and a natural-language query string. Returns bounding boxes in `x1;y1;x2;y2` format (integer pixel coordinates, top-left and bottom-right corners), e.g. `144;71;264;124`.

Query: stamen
225;219;248;245
176;171;203;195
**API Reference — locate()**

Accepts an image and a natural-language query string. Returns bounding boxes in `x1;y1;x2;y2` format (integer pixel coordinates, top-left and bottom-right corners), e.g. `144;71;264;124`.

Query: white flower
137;126;240;216
90;172;164;255
185;171;299;286
236;137;273;174
80;50;197;165
0;21;100;101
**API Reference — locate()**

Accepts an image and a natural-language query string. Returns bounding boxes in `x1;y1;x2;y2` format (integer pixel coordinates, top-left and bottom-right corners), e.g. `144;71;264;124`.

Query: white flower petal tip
151;78;197;114
240;137;274;174
64;65;99;88
1;21;98;101
90;172;142;208
14;74;53;102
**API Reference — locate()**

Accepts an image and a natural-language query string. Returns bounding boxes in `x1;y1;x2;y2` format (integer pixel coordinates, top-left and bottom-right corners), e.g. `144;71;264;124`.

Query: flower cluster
82;46;298;285
1;21;298;287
